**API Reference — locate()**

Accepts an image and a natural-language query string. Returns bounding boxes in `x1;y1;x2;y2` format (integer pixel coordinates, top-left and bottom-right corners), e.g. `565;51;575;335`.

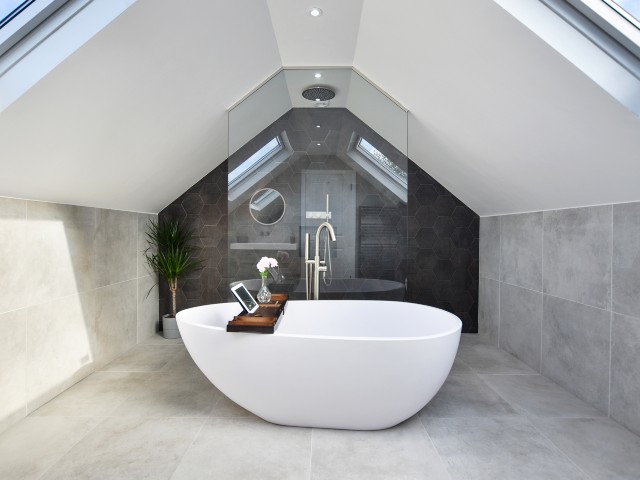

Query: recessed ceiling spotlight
314;73;322;78
317;143;321;146
316;125;321;128
309;7;322;17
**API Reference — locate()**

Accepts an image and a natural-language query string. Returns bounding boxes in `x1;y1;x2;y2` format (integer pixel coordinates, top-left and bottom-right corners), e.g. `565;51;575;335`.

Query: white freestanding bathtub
177;300;461;430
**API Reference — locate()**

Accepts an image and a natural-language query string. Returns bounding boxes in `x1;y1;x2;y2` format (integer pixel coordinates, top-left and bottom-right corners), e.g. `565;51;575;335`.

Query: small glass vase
257;275;272;304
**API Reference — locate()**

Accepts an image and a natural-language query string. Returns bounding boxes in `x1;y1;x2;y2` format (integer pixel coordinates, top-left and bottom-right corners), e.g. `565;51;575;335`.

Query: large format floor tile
111;371;222;418
100;344;184;372
456;343;537;374
532;417;640;480
171;417;311;480
0;416;100;480
41;417;204;480
480;374;604;418
424;416;589;480
2;333;640;479
419;374;517;418
31;372;152;417
311;416;450;480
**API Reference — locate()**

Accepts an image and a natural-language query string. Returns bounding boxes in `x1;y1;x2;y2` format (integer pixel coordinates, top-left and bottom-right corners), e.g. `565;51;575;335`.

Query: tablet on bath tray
230;282;259;314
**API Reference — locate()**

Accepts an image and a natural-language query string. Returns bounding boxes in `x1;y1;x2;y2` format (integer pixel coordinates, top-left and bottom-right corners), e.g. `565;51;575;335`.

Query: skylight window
228;136;283;187
497;0;640;116
356;137;407;183
604;1;640;29
0;0;69;56
559;0;640;62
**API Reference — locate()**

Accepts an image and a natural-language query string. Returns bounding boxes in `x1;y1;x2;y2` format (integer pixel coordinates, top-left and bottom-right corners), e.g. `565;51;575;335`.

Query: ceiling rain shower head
302;86;336;102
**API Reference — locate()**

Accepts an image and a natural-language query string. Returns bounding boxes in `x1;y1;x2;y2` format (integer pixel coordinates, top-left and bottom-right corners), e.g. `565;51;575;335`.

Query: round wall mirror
249;188;286;225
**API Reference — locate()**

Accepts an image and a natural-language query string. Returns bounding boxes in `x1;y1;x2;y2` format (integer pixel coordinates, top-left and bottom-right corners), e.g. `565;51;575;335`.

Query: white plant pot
162;314;181;339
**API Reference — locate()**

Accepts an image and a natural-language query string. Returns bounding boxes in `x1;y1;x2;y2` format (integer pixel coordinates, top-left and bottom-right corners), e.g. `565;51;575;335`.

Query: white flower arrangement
257;256;278;278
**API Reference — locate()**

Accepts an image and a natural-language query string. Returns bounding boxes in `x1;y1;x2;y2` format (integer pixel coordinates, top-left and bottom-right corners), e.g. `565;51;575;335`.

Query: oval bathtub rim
176;301;463;343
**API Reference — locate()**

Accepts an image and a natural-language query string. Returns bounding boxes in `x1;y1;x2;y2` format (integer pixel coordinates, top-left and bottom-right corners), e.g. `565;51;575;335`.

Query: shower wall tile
612;202;640;318
95;209;138;287
479;216;500;281
543;206;612;310
541;295;610;413
0;309;27;433
478;277;499;346
500;212;542;292
0;197;28;314
610;313;640;436
499;283;542;371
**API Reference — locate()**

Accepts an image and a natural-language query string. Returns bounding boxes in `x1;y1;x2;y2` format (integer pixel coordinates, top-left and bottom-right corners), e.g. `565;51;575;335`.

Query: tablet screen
231;283;259;313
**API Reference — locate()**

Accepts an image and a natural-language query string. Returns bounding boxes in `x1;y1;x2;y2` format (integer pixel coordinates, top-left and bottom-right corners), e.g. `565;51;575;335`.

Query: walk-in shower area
226;69;409;302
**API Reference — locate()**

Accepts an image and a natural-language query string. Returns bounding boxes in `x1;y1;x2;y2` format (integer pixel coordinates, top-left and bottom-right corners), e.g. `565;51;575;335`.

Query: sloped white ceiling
0;0;281;213
266;0;363;66
1;0;640;215
354;0;640;216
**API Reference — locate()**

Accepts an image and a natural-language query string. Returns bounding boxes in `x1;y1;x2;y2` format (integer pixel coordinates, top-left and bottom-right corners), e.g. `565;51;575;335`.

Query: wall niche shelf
229;242;297;250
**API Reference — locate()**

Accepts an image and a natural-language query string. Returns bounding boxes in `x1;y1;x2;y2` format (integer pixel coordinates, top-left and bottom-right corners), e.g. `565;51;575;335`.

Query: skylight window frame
355;137;408;187
0;0;70;57
228;136;284;189
540;0;640;80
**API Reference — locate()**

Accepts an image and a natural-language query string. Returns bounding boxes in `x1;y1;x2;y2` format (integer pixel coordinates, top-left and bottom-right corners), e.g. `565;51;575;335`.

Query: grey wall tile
137;275;159;343
479;277;499;346
480;216;500;280
26;292;96;413
93;280;137;369
26;201;96;304
95;209;137;287
610;313;640;436
0;309;26;434
541;295;610;413
0;197;28;314
543;206;612;310
612;202;640;318
500;212;542;291
137;214;157;279
499;283;542;371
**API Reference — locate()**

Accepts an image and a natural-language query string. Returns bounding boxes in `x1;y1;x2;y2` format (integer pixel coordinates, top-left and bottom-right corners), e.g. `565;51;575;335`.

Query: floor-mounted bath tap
305;222;337;300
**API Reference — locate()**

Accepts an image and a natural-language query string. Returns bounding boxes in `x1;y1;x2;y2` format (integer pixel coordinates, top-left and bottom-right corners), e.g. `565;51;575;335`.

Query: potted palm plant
144;218;202;339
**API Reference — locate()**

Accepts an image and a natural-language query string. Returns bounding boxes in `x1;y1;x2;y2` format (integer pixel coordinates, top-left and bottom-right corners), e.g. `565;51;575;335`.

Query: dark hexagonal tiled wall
406;161;479;332
159;160;229;317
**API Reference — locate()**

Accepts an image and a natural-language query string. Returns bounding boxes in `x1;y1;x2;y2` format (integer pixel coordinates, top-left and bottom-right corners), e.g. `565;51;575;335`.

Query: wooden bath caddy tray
226;294;288;334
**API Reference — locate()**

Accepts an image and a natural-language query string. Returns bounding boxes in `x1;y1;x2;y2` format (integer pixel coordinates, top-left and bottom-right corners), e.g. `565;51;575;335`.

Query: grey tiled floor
1;333;640;479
